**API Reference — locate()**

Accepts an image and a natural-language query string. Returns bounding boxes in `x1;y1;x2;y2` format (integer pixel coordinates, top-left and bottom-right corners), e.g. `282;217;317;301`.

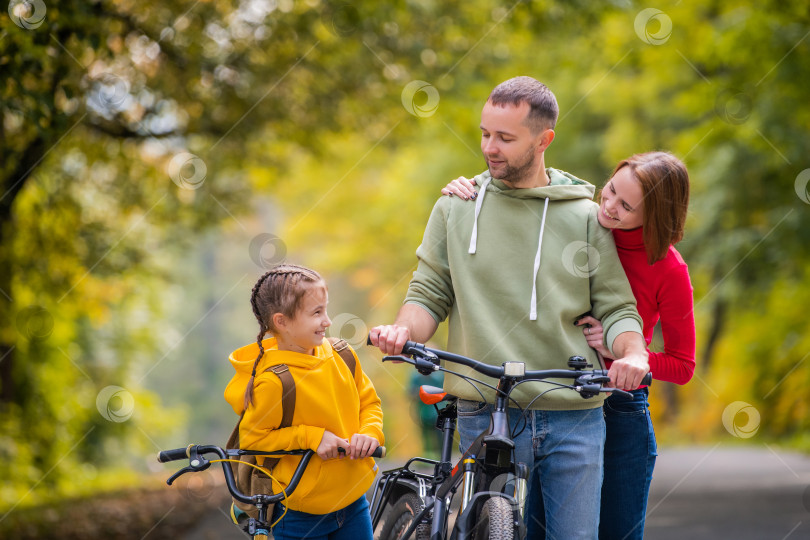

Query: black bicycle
158;444;384;539
369;340;651;540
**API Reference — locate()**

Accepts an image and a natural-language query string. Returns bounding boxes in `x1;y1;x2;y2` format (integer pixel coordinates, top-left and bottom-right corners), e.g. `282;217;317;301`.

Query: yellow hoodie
223;337;384;514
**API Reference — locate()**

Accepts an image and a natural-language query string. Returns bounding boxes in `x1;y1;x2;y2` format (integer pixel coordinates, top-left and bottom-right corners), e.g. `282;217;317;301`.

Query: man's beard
487;147;536;185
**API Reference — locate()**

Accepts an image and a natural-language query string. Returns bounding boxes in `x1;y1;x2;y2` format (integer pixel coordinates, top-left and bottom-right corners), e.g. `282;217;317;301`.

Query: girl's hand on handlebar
317;430;350;460
575;315;614;360
441;176;478;200
348;433;379;459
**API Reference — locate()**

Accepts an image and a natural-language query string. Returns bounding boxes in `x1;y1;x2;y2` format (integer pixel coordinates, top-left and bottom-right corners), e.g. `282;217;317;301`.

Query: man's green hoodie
405;168;643;410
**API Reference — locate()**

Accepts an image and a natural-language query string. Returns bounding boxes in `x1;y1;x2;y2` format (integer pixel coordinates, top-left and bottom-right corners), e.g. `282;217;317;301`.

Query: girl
441;151;695;540
224;263;384;540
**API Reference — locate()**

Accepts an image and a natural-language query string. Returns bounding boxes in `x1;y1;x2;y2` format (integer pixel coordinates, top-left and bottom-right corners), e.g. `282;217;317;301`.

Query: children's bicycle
158;444;384;539
368;339;651;540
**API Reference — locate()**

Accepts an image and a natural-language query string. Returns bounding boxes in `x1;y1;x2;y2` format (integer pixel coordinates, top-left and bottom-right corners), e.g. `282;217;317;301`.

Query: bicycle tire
472;496;514;540
379;491;430;540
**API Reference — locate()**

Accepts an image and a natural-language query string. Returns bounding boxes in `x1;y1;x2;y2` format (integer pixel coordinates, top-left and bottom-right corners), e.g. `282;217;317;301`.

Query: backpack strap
226;363;295;452
266;364;295;428
328;337;356;377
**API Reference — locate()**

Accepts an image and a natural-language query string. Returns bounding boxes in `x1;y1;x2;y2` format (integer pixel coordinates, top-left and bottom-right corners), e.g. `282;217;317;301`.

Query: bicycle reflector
503;362;525;378
419;385;447;405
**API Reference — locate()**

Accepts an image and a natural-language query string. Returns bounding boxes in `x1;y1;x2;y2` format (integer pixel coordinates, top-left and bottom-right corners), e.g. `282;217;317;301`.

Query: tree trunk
0;137;47;404
700;298;727;373
0;215;16;405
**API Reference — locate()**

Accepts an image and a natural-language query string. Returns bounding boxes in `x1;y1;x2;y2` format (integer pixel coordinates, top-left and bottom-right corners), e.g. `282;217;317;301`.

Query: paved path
645;445;810;539
181;446;810;539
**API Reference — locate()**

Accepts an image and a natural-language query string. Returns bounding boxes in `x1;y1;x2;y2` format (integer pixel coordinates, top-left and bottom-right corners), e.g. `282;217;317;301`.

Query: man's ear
272;312;286;331
536;129;555;153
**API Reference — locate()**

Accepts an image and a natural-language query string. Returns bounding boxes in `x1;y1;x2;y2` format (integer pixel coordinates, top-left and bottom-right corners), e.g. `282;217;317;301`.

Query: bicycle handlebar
158;446;192;463
158;443;384;507
371;336;652;390
158;445;385;464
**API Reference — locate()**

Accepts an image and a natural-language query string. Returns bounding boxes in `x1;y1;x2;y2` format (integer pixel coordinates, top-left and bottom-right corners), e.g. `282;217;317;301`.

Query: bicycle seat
419;385;456;405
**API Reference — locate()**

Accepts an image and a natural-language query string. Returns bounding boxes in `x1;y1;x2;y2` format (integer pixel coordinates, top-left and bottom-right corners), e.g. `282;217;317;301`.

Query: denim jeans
270;495;373;540
599;388;657;540
457;401;605;540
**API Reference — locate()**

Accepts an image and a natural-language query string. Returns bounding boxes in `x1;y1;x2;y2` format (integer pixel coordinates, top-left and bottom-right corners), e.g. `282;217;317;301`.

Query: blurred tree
1;0;616;503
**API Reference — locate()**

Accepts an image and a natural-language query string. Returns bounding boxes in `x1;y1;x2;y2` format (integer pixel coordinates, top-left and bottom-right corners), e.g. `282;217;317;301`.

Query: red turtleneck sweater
610;227;696;385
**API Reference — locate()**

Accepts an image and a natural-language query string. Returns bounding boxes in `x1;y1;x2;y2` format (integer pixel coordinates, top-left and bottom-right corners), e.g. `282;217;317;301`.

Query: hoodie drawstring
530;197;550;321
468;176;493;254
467;177;550;321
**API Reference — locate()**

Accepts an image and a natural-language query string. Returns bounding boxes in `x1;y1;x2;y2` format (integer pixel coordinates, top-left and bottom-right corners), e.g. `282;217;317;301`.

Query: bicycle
368;339;651;540
158;443;384;539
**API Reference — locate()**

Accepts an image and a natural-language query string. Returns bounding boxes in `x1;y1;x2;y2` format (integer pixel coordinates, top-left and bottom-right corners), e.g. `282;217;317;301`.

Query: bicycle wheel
379;491;430;540
472;496;514;540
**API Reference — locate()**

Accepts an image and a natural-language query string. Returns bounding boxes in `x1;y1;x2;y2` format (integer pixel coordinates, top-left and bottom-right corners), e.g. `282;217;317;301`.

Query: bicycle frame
369;338;651;540
371;387;527;540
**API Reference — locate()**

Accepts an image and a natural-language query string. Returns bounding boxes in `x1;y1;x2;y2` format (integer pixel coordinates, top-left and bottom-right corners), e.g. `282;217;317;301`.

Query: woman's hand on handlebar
348;434;380;459
317;430;350;460
369;325;411;355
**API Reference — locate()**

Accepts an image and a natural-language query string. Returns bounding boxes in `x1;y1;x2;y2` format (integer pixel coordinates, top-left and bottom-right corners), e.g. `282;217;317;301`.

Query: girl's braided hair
243;263;324;409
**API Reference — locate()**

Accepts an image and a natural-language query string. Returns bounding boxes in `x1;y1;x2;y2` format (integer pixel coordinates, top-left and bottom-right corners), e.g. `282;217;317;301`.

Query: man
370;76;649;539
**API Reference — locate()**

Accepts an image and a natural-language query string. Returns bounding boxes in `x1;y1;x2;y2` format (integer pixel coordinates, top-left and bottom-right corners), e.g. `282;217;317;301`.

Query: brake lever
166;466;194;485
382;354;439;375
602;387;633;399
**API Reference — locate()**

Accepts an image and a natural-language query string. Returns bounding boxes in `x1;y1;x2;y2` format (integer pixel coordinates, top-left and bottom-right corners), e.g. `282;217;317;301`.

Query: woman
442;151;695;540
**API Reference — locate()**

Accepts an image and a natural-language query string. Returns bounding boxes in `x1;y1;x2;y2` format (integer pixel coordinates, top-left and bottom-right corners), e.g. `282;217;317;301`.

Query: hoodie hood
226;337;330;414
228;337;331;373
480;168;595;200
468;168;595;320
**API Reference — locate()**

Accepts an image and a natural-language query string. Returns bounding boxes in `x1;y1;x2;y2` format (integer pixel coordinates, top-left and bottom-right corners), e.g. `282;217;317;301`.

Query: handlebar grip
158;446;190;463
641;372;652;386
337;446;386;458
366;333;420;357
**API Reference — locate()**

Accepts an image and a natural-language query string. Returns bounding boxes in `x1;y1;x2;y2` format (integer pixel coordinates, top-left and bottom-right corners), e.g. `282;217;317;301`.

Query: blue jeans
270;496;373;540
457;401;605;540
599;388;657;540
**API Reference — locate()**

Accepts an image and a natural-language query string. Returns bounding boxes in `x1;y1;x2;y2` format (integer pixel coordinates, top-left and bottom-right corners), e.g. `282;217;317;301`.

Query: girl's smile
275;285;331;355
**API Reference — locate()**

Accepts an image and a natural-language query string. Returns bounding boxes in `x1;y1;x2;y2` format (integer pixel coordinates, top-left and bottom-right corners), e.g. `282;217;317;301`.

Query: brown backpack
226;338;356;520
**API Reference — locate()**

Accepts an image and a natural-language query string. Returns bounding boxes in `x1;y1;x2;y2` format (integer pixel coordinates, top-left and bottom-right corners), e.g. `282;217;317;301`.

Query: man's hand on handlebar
369;325;411;355
608;332;651;390
608;355;649;390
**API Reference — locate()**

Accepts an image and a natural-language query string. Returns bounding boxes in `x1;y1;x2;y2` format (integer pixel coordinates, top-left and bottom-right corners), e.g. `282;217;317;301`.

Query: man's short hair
488;76;559;133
